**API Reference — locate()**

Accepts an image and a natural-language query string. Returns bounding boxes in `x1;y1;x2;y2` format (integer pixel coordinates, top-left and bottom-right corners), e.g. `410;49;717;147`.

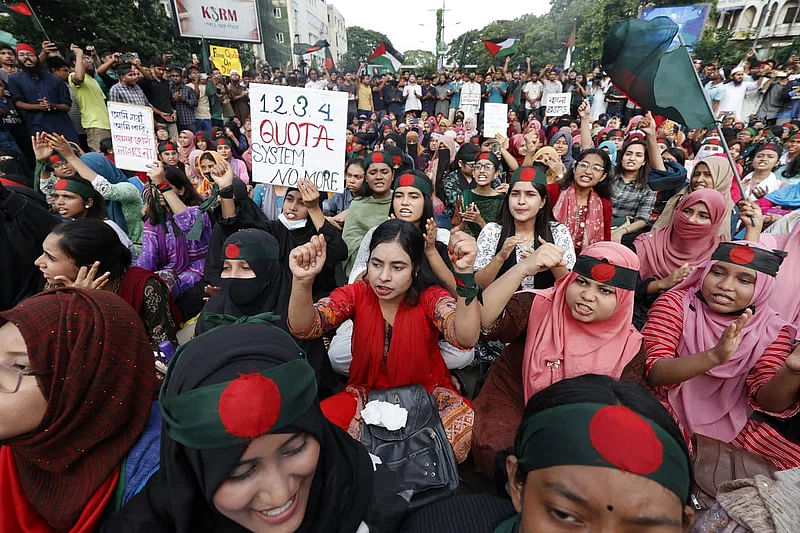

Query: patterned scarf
553;184;605;251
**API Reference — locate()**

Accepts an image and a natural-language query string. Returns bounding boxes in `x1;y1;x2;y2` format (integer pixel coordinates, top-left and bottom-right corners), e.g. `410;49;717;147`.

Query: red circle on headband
392;155;402;165
55;179;68;190
225;243;241;259
729;245;755;265
590;263;616;283
589;405;663;475
478;152;490;160
371;152;383;163
218;373;282;438
398;174;415;187
519;167;536;182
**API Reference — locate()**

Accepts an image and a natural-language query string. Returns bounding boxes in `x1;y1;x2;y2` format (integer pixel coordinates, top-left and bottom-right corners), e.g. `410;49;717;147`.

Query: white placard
249;84;348;193
172;0;261;43
107;102;156;172
483;103;508;138
544;92;571;117
460;83;481;107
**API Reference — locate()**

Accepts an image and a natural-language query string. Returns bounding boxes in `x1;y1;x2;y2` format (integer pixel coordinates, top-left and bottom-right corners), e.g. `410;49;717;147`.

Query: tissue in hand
361;400;408;431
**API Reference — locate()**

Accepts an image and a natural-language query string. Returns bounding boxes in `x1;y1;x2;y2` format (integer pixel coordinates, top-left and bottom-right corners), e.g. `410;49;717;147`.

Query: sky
329;0;550;55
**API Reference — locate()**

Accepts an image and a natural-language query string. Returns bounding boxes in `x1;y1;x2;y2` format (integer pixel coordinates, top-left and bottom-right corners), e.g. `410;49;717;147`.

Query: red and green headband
475;151;500;169
215;137;233;148
393;171;431;195
573;255;638;291
515;403;690;502
711;242;786;277
160;358;317;449
367;151;392;167
406;131;419;144
509;165;547;187
158;142;177;153
55;178;95;200
224;241;280;262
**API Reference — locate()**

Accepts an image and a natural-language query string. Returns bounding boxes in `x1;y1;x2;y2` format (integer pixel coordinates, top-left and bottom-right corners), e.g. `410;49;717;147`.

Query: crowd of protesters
2;35;800;533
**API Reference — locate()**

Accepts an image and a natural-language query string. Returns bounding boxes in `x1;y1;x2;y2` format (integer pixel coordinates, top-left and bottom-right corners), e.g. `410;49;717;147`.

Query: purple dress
136;206;211;299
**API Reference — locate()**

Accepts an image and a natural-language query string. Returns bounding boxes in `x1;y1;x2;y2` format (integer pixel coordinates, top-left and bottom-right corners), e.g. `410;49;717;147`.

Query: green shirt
69;73;111;130
341;195;392;276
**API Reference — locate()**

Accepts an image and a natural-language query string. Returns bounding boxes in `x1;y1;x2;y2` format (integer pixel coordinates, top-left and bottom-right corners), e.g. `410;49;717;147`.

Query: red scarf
349;281;452;392
553;184;605;250
119;266;182;324
0;289;157;530
0;447;118;533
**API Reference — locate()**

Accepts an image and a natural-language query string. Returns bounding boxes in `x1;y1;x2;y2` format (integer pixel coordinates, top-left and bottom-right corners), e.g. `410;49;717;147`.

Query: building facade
715;0;800;54
327;4;348;66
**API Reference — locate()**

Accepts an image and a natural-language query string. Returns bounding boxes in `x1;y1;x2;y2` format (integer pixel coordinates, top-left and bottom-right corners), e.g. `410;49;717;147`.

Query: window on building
276;32;285;43
783;1;798;23
766;2;777;26
273;7;281;18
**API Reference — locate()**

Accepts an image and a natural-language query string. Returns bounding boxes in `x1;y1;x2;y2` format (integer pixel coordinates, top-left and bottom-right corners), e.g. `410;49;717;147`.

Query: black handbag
360;385;459;509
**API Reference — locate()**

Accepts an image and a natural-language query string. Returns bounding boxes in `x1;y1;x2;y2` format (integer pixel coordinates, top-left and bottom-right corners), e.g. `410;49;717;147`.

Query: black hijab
196;228;333;393
102;323;391;533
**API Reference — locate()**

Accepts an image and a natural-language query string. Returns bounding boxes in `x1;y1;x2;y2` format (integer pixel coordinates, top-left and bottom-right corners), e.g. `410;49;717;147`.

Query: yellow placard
209;45;243;76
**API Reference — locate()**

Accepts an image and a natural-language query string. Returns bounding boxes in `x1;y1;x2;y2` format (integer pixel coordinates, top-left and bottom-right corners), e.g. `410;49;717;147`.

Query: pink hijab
522;242;643;402
634;189;727;280
177;130;196;164
761;223;800;329
667;242;794;443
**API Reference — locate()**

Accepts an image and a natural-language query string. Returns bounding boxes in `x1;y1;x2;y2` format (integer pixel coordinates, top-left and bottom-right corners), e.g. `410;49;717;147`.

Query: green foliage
694;28;753;66
340;26;395;72
404;49;436;73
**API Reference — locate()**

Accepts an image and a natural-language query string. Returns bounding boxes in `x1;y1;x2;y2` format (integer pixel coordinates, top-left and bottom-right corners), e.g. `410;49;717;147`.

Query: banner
209;45;242;76
640;4;711;48
172;0;261;43
107;102;156;172
544;93;570;117
249;84;348;193
483;103;508;138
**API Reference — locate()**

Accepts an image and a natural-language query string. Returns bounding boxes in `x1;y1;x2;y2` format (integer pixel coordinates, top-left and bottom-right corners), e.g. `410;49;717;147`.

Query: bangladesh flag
0;1;31;18
602;17;715;129
368;42;403;72
293;39;330;56
482;38;519;59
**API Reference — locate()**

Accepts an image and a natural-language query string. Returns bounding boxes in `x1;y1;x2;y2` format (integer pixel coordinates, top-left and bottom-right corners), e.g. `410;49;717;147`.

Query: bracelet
219;185;234;199
453;271;483;305
157;181;173;193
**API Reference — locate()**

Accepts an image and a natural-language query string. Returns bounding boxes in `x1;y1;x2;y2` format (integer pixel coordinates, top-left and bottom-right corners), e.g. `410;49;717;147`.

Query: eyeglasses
473;163;496;171
0;362;47;394
576;161;605;173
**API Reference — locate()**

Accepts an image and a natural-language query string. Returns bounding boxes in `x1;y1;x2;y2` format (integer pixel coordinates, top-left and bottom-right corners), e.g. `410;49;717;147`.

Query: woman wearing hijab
530;146;564;183
498;374;694;533
103;323;408;533
472;241;643;475
342;151;395;277
136;161;211;318
176;130;196;165
633;190;727;329
549;130;575;170
205;163;345;299
654;156;735;239
289;220;481;463
598;139;617;164
0;288;158;532
213;137;250;185
645;241;800;470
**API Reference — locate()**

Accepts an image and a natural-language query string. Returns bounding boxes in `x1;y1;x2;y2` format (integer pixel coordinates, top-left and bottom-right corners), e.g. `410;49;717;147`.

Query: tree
694;28;753;66
403;49;436;72
339;26;395;72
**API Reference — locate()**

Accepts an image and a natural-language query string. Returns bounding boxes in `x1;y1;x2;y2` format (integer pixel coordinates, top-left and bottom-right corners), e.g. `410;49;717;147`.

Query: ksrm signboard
172;0;262;42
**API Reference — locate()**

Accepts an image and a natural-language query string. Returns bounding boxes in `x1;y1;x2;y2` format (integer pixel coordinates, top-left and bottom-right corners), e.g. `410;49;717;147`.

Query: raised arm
578;99;592;151
288;235;327;332
641;111;665;171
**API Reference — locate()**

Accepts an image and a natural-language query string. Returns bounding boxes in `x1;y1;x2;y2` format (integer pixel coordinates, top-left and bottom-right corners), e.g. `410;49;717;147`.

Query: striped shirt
643;289;800;470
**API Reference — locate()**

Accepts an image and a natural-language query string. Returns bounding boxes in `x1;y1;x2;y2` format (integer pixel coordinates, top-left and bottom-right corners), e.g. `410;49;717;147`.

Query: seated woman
331;170;473;375
288;220;481;462
653;156;734;239
176;129;195;165
609;139;658;245
323;157;366;228
472;241;642;475
342;151;395;277
195;228;332;389
498;374;694;532
549;149;613;254
36;218;179;366
49;134;144;251
632;189;727;329
0;288;159;532
157;141;185;173
644;241;800;470
456;151;505;238
203;161;346;299
475;164;575;291
136;162;212;319
214;137;249;185
103;322;407;532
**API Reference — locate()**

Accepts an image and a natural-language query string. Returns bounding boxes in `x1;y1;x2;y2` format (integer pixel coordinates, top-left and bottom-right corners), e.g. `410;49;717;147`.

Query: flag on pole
563;20;576;71
292;39;330;56
368;42;403;72
0;1;31;18
482;38;519;59
601;17;715;129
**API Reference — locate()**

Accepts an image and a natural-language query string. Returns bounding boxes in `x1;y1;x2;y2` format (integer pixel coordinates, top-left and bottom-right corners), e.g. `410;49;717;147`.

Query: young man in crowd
67;44;111;151
138;56;177;139
169;66;197;132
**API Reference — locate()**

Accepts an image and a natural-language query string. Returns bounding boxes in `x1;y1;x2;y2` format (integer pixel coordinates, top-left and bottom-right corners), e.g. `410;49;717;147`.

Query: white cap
731;66;744;74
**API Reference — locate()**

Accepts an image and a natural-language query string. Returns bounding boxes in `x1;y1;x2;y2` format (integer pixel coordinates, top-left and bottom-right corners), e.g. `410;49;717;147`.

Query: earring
84;204;90;208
